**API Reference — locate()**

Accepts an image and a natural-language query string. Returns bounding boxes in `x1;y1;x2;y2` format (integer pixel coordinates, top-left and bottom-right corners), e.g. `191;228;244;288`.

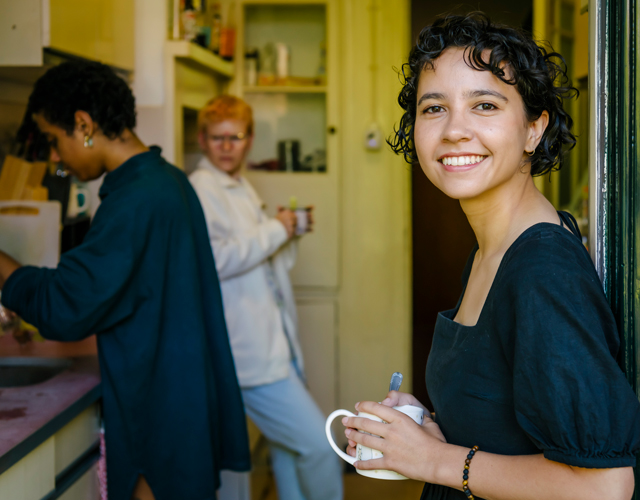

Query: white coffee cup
325;404;424;480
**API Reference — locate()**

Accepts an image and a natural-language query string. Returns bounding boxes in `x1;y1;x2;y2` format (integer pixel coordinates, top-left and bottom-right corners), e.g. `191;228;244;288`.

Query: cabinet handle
328;126;337;135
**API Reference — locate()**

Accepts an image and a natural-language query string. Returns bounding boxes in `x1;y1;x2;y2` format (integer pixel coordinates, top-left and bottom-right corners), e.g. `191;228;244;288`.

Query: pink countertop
0;335;101;474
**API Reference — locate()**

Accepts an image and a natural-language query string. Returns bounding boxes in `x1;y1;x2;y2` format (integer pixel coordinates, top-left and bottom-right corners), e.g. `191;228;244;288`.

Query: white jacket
189;157;304;387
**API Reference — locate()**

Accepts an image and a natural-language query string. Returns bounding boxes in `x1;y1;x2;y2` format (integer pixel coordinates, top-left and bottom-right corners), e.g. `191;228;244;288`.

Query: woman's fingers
342;415;388;437
380;391;401;407
345;427;387;452
353;457;387;471
355;401;407;423
381;391;428;412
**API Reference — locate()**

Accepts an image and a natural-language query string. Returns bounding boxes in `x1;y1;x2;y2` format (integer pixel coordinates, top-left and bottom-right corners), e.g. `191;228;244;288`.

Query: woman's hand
380;390;429;411
346;391;432;456
275;207;297;239
342;400;447;483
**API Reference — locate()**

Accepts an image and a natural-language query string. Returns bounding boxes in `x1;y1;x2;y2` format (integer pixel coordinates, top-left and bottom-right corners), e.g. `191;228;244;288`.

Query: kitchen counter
0;336;101;476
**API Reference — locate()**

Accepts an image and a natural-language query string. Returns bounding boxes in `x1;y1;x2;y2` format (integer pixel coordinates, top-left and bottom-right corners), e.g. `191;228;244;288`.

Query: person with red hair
189;95;343;500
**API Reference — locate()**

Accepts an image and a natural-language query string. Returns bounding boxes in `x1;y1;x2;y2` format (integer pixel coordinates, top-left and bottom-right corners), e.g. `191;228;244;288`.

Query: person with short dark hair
0;60;250;500
340;13;640;500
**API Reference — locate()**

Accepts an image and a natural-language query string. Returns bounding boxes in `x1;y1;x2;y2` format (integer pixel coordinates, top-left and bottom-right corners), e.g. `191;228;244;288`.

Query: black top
3;147;251;500
421;212;640;500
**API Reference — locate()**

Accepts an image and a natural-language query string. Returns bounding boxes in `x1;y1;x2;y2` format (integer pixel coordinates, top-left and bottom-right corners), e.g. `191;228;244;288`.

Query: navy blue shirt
3;147;250;500
421;212;640;500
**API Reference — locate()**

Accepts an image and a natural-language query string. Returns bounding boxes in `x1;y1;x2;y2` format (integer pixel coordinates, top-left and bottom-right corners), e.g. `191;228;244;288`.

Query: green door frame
590;0;640;491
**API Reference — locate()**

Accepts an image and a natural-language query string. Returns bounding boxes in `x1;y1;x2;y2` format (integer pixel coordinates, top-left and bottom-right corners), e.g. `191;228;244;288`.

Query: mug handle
325;409;357;465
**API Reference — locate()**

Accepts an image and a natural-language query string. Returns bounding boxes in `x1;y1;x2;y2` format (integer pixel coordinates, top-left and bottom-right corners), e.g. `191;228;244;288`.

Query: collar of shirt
197;156;268;212
99;146;162;200
197;156;246;190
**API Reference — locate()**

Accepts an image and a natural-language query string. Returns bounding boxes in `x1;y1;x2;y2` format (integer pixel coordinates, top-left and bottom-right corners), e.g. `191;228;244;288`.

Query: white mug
325;404;424;480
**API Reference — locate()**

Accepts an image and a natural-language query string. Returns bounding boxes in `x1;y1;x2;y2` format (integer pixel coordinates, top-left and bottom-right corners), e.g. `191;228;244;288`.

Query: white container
0;201;61;268
275;42;289;81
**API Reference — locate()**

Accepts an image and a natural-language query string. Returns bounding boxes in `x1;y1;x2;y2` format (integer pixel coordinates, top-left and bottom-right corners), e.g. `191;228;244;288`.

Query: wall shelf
244;85;327;93
166;40;234;78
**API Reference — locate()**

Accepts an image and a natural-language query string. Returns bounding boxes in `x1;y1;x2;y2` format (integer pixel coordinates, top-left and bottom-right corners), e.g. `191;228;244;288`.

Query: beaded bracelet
462;445;479;499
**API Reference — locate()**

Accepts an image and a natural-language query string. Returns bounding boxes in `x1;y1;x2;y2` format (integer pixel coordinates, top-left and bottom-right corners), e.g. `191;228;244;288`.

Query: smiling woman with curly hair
340;12;640;500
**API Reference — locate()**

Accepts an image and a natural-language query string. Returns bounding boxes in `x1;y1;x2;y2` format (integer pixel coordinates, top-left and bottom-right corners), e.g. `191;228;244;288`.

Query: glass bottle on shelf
244;48;258;86
219;1;236;61
209;2;222;54
181;0;198;42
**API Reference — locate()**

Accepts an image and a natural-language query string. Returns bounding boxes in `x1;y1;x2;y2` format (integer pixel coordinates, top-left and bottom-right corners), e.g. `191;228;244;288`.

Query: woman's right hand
346;391;431;457
275;207;297;238
380;391;429;411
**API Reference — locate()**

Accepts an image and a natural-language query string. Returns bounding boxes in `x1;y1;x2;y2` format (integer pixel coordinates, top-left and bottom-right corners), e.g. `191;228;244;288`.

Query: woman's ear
75;110;96;137
526;110;549;153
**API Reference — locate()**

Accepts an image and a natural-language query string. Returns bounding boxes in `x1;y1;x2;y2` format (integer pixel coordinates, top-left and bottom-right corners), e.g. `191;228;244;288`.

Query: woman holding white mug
340;13;640;500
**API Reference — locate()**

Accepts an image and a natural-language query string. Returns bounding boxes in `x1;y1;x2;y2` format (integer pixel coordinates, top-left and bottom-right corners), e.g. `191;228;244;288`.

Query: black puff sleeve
497;227;640;468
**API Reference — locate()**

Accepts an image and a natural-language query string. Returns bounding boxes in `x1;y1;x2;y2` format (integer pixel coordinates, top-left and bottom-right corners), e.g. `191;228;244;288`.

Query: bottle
275;43;289;84
244;48;258;86
209;2;222;54
219;1;236;61
194;0;210;48
181;0;198;42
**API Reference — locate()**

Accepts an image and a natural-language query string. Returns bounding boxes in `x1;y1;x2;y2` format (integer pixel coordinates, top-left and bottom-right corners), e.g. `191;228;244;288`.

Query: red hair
198;95;254;135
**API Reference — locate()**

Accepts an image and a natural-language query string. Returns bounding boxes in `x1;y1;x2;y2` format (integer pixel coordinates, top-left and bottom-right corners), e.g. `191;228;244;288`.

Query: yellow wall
574;6;588;79
532;0;588;206
337;0;412;409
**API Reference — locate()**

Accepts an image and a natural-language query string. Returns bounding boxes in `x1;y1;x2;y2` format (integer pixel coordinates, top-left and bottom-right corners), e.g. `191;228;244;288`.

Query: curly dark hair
27;60;136;140
389;12;577;176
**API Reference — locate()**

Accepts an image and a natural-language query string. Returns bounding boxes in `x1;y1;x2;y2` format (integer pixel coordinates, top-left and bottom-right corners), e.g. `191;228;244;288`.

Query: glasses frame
207;132;248;146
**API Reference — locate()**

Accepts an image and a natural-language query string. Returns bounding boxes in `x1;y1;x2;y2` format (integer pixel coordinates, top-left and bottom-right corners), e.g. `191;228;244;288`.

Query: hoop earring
525;149;535;157
84;135;94;148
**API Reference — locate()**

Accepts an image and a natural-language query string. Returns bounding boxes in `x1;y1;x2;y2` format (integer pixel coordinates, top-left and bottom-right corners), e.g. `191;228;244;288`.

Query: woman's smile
439;154;488;171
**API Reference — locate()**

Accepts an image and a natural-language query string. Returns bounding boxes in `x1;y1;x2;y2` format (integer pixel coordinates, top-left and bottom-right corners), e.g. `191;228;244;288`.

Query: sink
0;357;73;388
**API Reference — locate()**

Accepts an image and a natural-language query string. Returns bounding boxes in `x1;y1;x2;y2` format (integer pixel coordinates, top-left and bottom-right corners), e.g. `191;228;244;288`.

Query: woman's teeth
441;155;485;166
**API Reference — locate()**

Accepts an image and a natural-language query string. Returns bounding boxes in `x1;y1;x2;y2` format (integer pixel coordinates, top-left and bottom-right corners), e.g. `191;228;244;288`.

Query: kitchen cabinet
237;2;338;288
231;0;412;420
0;0;134;70
231;1;340;417
0;404;100;500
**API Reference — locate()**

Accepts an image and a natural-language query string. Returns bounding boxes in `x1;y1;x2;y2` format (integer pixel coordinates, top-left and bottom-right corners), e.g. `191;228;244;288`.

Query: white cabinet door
0;0;43;66
296;299;337;416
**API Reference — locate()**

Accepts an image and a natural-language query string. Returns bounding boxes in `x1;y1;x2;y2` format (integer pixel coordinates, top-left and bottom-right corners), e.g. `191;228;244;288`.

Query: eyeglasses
208;132;247;146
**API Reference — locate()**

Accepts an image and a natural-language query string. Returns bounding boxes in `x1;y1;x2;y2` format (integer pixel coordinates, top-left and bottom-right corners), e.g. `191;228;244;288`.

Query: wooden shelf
166;40;234;78
244;85;327;94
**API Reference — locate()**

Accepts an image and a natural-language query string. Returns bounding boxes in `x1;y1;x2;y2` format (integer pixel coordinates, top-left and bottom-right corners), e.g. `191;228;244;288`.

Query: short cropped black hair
389;12;577;176
28;60;136;139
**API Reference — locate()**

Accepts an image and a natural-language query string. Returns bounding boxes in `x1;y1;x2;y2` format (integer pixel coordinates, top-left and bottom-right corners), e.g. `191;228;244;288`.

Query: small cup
295;208;309;235
67;182;90;219
325;404;424;480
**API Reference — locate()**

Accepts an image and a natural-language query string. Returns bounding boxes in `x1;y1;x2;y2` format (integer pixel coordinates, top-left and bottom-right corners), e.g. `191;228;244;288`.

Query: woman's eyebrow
417;92;446;105
464;89;509;102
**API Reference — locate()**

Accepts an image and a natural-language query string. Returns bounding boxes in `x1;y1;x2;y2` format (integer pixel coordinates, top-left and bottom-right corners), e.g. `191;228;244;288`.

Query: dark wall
410;0;533;409
412;1;533;43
